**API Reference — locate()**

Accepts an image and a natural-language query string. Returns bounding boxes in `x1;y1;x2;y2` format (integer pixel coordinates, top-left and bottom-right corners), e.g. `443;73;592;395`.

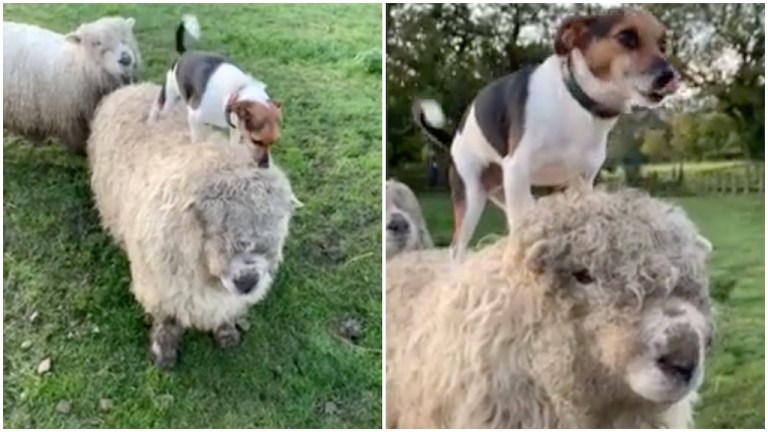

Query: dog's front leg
502;152;533;232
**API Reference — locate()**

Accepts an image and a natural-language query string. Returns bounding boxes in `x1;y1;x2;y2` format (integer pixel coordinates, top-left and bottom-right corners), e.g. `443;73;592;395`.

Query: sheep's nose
657;355;696;383
233;273;259;294
118;52;132;66
387;214;409;234
656;328;700;384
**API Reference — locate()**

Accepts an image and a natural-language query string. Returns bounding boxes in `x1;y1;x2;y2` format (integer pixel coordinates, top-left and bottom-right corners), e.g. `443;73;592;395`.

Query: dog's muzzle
648;59;680;100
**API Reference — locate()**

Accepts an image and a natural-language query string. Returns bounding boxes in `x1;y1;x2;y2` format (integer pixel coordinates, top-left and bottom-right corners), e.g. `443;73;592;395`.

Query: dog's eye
658;37;667;53
252;139;265;147
572;268;595;284
616;29;639;50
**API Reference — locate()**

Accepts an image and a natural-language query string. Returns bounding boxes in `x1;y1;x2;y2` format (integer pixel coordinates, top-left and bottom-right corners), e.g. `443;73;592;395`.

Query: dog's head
228;99;283;150
65;16;141;83
555;8;679;108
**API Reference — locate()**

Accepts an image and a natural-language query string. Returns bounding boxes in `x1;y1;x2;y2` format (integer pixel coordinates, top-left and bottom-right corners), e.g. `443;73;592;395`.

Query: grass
3;4;381;428
417;192;764;428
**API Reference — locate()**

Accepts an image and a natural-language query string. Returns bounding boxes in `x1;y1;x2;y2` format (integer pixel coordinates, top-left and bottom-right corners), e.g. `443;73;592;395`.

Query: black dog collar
563;70;621;119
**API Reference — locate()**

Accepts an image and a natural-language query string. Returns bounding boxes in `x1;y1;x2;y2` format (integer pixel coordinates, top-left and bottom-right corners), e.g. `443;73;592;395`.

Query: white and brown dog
148;15;282;167
414;8;680;262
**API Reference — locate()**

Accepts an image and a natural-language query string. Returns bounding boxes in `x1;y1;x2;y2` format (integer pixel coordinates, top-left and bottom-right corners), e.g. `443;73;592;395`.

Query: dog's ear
555;15;595;55
269;99;282;110
231;101;252;122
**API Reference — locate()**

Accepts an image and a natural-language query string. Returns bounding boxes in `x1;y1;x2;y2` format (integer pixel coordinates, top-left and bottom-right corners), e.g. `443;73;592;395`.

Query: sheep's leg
150;317;184;369
213;322;241;349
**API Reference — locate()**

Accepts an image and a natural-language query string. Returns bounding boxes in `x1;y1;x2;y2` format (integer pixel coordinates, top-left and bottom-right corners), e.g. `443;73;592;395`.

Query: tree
640;129;669;161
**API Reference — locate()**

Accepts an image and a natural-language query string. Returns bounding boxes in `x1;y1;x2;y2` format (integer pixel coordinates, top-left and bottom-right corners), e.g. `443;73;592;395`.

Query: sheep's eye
572;268;595;284
616;29;639;50
252;139;265;147
92;40;102;47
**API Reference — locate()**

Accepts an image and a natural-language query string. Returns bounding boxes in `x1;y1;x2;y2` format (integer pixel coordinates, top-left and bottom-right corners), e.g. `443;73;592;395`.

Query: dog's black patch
586;9;627;40
470;65;536;157
175;51;229;108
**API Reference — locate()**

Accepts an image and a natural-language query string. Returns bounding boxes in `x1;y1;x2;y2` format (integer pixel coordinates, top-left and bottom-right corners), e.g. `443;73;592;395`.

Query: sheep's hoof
151;342;179;370
150;317;183;370
213;323;241;349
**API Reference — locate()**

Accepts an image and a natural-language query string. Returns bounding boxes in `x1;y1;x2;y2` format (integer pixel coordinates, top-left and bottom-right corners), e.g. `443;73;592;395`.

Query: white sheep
3;16;141;154
88;83;297;369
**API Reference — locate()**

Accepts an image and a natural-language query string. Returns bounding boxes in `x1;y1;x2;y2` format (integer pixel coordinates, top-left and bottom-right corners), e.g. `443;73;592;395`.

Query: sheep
386;186;714;428
386;178;433;259
87;83;297;369
3;16;141;154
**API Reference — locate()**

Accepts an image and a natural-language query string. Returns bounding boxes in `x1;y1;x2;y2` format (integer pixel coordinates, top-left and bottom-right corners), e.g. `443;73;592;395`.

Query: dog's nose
653;63;677;90
233;273;259;294
387;214;409;234
118;51;133;67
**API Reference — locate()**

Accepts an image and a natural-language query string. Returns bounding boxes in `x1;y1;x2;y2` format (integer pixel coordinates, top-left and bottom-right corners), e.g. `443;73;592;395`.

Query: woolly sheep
4;16;140;154
386;178;433;259
88;83;297;369
387;187;714;428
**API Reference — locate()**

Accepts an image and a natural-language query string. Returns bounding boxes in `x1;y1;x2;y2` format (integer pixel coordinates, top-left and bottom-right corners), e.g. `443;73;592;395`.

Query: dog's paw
213;324;241;349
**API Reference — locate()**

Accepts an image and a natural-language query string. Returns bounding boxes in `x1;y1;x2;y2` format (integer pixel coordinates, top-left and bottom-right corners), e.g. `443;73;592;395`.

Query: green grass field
3;4;381;428
417;192;764;428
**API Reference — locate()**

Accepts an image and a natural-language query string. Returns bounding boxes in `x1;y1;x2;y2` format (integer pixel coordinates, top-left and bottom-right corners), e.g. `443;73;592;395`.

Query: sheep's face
194;173;291;298
66;17;141;83
386;194;417;259
518;189;713;405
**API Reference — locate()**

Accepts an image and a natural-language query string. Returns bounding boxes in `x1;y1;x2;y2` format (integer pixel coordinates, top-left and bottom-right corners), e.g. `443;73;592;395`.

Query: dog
147;15;282;168
413;8;680;262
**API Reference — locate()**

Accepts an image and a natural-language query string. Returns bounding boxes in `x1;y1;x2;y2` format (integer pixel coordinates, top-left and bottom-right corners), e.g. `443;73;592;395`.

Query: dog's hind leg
187;108;208;143
502;148;534;232
154;69;182;120
449;159;487;262
213;322;241;349
150;317;184;369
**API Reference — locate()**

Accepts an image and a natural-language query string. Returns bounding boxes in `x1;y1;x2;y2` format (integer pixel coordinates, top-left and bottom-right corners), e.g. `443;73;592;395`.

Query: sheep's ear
524;240;570;275
65;32;82;44
696;234;713;256
125;17;135;28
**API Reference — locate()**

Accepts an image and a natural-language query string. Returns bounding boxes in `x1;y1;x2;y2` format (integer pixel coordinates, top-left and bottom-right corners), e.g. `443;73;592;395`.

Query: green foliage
3;3;381;428
640;128;669;161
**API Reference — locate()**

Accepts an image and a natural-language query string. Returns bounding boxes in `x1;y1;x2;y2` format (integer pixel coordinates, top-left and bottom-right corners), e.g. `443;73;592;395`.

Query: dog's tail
412;99;454;152
176;14;201;54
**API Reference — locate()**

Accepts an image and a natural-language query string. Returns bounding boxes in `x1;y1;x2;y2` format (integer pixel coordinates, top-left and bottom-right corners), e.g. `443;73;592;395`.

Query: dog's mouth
640;75;680;103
